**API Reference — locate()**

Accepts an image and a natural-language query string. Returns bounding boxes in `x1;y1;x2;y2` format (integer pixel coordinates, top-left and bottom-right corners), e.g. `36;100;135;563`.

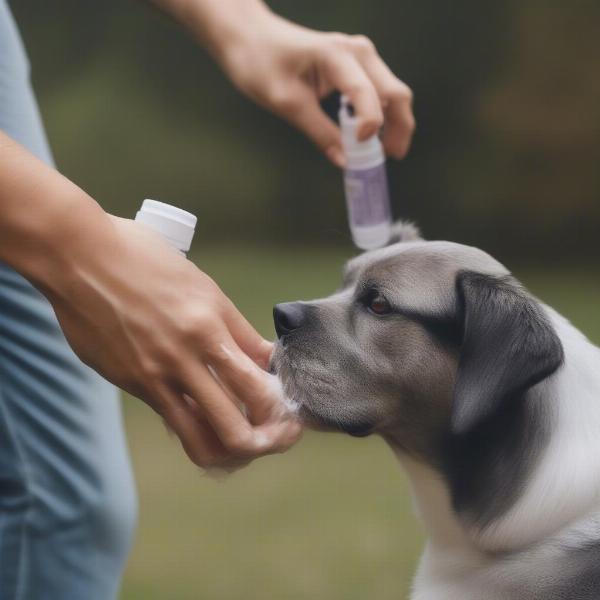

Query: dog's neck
478;307;600;550
392;307;600;597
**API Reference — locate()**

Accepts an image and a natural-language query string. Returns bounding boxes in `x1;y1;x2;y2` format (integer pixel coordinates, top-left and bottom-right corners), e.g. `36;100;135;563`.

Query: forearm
0;131;110;294
145;0;273;61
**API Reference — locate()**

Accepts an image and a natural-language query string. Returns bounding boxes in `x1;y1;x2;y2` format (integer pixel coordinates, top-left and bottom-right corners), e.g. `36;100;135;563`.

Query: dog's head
270;223;564;473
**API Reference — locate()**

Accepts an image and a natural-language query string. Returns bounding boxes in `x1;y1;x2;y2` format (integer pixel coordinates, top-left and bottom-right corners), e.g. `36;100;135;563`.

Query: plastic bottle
339;95;392;250
135;199;197;256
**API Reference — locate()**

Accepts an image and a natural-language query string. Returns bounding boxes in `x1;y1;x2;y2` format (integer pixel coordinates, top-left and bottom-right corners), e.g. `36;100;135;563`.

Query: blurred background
10;0;600;598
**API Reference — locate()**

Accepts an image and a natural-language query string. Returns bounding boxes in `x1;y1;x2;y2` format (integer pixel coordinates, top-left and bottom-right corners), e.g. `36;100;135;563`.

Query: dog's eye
368;294;392;316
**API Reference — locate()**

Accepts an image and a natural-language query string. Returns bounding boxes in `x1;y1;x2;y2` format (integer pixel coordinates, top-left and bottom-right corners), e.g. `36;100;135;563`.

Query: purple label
344;164;391;227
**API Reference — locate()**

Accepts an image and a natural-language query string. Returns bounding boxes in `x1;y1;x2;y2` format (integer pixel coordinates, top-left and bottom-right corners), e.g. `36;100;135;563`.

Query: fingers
321;50;384;141
156;385;226;468
202;326;287;425
181;359;255;448
179;394;256;473
353;46;415;159
149;289;301;469
310;33;414;163
159;389;258;472
280;89;345;168
279;51;385;167
180;357;300;459
222;298;274;370
263;32;413;166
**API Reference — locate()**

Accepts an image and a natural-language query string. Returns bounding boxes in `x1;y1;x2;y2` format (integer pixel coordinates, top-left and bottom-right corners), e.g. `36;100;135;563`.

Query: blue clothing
0;2;137;598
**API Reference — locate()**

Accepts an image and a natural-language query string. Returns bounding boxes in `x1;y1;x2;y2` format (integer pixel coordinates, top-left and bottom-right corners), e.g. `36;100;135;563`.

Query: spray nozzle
340;95;355;117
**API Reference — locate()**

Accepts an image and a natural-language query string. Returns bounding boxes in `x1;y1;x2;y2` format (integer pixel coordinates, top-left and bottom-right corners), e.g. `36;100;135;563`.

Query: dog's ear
388;220;422;244
450;271;563;436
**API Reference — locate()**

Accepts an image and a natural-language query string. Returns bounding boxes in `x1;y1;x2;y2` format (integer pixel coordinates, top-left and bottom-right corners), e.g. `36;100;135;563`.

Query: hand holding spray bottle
339;95;392;250
137;96;392;253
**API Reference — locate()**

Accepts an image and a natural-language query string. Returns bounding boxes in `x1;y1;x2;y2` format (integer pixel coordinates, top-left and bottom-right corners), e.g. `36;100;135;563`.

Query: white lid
351;222;392;250
339;95;385;170
135;199;197;253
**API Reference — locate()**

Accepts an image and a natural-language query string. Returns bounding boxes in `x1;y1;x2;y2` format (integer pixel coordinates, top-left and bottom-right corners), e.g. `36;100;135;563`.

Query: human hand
41;209;302;472
203;5;415;167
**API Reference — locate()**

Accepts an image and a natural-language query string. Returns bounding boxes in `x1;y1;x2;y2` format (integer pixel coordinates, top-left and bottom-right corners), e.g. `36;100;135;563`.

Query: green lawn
120;245;600;600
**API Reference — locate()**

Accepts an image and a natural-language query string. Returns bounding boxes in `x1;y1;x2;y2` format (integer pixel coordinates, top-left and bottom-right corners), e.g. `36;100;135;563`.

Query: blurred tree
474;0;600;260
8;0;600;261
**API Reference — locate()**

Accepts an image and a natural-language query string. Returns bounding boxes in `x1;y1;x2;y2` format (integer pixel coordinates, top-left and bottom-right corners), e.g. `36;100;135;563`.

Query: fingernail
326;146;345;168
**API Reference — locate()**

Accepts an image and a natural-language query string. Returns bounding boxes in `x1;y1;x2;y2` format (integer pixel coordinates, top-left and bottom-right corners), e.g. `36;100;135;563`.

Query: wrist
178;0;274;62
0;136;107;294
8;187;112;298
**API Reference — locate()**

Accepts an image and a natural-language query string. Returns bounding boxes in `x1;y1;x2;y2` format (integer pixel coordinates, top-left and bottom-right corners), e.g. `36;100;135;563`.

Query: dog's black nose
273;302;306;338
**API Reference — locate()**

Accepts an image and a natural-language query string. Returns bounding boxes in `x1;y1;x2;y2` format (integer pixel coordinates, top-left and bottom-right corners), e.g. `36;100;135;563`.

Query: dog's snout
273;302;306;339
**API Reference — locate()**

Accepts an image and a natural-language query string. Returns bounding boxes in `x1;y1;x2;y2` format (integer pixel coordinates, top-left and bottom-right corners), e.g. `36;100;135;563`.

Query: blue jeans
0;2;137;598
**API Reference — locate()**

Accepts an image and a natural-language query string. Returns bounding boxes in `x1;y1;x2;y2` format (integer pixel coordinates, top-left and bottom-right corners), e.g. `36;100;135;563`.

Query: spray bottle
339;95;392;250
135;199;197;255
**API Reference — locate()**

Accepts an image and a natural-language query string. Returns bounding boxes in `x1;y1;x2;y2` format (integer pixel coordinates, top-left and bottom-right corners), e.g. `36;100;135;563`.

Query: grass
120;244;600;600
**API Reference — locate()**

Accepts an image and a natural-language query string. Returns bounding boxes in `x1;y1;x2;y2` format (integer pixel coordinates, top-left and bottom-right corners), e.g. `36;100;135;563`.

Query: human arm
147;0;415;167
0;131;301;471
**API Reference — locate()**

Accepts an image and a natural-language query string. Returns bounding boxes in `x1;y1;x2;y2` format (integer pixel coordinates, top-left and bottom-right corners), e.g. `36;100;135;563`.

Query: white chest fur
396;308;600;599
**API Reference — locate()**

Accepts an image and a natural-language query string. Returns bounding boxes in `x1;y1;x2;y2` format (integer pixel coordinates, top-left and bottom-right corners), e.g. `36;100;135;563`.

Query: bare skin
156;0;415;166
0;134;300;471
0;0;415;470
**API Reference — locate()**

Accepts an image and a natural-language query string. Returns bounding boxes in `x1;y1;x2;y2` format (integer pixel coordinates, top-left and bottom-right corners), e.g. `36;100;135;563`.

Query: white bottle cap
339;95;385;170
135;199;197;254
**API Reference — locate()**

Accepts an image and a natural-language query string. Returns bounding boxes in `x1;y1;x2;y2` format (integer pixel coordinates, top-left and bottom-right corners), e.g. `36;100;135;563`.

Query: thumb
282;91;345;168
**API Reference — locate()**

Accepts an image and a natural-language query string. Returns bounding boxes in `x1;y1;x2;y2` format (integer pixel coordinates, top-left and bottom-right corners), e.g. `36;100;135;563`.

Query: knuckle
403;85;414;105
243;383;277;413
273;425;302;454
344;81;366;99
267;435;290;455
182;308;217;340
388;82;413;104
248;380;270;402
138;356;165;385
190;309;213;332
351;34;376;54
223;431;258;457
326;31;350;47
364;113;384;129
265;85;299;114
202;333;233;366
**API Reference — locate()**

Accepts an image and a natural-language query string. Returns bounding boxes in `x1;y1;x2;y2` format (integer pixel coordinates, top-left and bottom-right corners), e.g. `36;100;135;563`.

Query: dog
270;222;600;600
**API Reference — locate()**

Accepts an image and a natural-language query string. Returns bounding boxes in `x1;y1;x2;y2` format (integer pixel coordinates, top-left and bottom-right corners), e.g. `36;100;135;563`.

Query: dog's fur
271;223;600;600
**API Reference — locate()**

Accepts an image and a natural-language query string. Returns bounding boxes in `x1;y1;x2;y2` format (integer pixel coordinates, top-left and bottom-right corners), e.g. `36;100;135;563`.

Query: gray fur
271;234;559;500
270;222;588;599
